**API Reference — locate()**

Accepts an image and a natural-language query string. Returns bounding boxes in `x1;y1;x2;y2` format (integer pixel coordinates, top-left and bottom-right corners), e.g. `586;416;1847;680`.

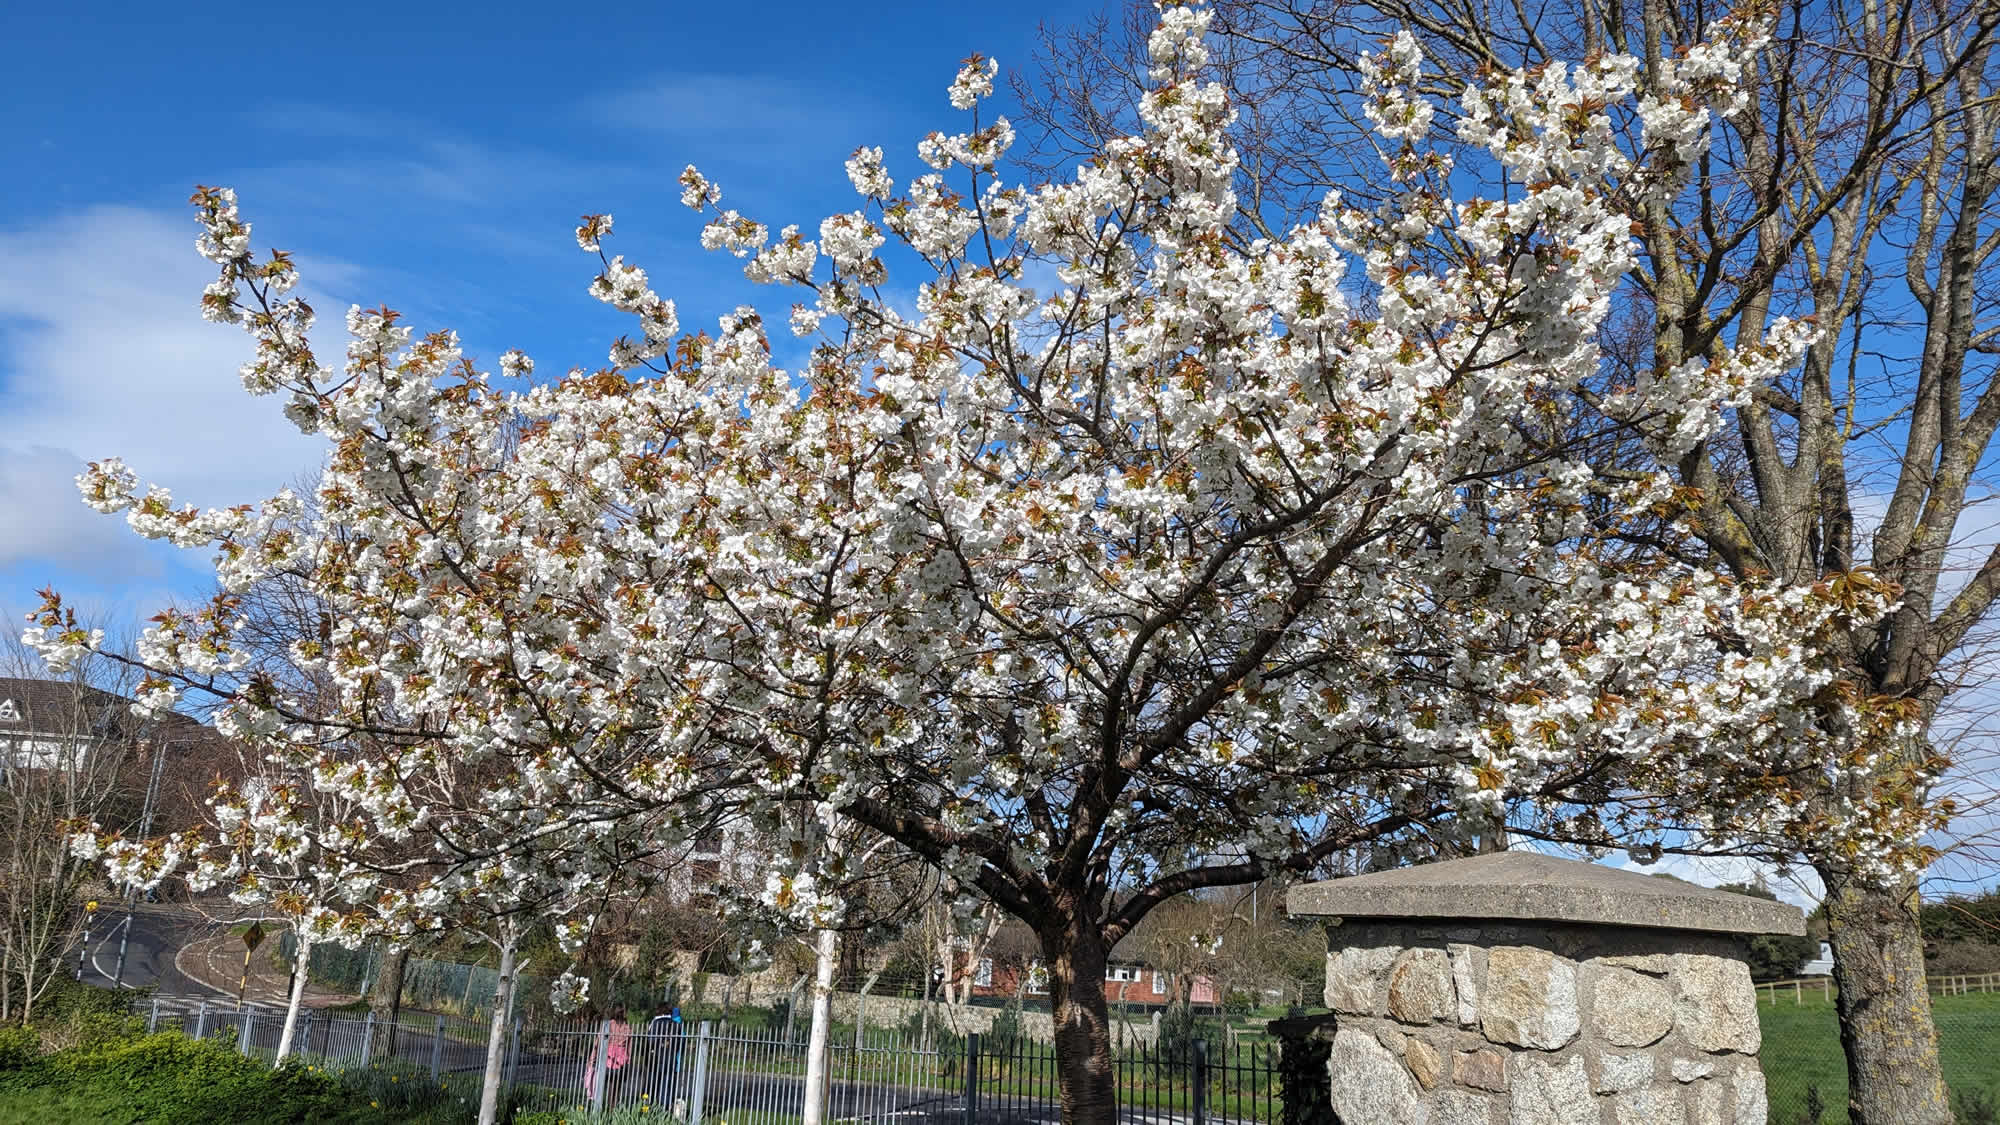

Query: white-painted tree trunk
800;927;838;1125
273;932;312;1063
476;937;519;1125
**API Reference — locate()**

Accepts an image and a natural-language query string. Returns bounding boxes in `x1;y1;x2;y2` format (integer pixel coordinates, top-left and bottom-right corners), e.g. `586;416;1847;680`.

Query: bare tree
0;628;147;1023
1020;2;2000;1120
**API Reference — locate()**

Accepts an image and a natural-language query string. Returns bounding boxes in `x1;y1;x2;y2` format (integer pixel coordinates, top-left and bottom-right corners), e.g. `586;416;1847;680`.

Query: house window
1152;971;1166;995
1105;966;1143;982
0;699;19;722
975;958;993;987
1026;962;1049;994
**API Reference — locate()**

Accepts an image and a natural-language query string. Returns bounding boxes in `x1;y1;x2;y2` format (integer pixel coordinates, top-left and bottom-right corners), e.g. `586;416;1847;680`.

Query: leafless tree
0;628;145;1023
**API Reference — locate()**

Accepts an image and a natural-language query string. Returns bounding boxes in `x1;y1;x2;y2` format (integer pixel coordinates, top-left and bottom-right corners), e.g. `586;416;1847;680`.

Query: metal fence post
193;1001;208;1040
1192;1038;1209;1125
688;1021;713;1125
963;1033;981;1125
240;1008;255;1057
504;1016;524;1093
360;1012;375;1065
589;1019;613;1108
147;998;159;1034
430;1015;446;1081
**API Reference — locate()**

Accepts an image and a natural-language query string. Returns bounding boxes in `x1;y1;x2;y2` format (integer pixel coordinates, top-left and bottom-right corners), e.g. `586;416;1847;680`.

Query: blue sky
0;0;1098;630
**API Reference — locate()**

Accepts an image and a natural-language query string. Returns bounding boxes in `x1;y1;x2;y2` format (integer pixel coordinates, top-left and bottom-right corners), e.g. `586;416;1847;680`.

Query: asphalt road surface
74;906;227;997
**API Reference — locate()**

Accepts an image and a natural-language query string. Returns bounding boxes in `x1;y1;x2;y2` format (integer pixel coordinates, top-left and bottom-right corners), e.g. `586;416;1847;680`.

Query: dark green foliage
987;1000;1025;1054
1921;890;2000;974
1156;1002;1222;1064
1716;884;1820;980
1919;889;2000;947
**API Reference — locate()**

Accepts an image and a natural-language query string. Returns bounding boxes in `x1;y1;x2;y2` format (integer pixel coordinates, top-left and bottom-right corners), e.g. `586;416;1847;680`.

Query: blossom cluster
28;5;1924;1039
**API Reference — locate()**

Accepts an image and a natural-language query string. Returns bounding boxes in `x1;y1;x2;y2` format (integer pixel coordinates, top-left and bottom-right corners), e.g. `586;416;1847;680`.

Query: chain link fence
276;932;550;1021
1758;978;2000;1124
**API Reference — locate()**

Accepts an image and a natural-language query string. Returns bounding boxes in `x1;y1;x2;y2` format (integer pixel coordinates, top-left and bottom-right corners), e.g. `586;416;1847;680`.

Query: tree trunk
1819;867;1952;1125
1044;922;1118;1125
476;937;519;1125
273;932;311;1063
801;928;838;1125
369;945;409;1061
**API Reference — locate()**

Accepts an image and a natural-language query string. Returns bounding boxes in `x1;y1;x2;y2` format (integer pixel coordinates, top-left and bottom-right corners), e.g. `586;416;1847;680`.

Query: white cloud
0;206;330;584
1611;853;1826;911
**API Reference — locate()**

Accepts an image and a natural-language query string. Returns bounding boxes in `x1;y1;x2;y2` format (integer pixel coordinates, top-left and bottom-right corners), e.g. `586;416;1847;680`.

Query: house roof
0;676;209;743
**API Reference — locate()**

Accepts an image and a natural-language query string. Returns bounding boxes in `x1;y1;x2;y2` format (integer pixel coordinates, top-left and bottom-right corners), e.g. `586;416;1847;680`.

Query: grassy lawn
1759;989;2000;1124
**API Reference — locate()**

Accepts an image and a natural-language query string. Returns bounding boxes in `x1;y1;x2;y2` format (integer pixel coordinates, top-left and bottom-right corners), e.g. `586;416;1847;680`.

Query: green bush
0;1026;38;1071
0;1030;372;1123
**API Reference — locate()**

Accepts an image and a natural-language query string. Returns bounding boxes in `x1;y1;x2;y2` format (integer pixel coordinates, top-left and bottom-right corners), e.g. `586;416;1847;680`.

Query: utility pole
113;738;180;988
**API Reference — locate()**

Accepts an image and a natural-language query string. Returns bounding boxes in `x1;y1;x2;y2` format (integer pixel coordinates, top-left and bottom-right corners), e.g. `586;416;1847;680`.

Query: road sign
242;921;265;951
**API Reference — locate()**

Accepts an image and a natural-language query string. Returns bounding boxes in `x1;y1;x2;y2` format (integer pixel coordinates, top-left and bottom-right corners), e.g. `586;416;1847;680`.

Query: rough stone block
1433;1088;1498;1125
1733;1067;1767;1125
1328;1027;1427;1125
1689;1078;1732;1124
1590;965;1672;1047
1483;946;1580;1049
1328;945;1399;1016
1390;948;1457;1025
1594;1051;1655;1094
1449;944;1485;1026
1610;1085;1686;1125
1509;1056;1598;1125
1456;1048;1509;1092
1672;1057;1715;1083
1406;1036;1445;1089
1671;954;1760;1054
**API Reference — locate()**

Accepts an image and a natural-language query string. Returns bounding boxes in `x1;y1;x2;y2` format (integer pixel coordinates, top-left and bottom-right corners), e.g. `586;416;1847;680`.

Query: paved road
75;906;228;996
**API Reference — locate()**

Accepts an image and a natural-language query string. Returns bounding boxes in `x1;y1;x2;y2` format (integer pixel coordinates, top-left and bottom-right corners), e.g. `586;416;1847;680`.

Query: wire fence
130;995;1283;1124
1758;986;2000;1124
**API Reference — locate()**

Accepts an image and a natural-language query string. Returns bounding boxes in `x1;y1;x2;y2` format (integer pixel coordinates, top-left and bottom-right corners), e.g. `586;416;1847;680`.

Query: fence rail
131;996;1281;1123
1755;970;2000;1005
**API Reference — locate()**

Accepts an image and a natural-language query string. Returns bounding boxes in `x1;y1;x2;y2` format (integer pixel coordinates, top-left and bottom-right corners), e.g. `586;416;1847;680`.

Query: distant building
963;947;1221;1009
1800;942;1836;976
0;676;140;775
0;675;236;834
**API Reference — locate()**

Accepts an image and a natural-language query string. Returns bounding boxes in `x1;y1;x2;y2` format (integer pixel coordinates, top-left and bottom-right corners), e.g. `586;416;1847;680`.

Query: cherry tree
26;4;1907;1122
602;11;1886;1120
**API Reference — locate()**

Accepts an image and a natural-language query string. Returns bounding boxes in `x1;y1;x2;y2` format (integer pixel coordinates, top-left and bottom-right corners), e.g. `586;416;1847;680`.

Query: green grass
1759;990;2000;1124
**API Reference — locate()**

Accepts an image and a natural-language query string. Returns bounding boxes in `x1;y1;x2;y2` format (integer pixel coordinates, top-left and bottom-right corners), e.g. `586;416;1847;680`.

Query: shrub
0;1031;358;1123
1927;939;2000;976
0;1026;38;1071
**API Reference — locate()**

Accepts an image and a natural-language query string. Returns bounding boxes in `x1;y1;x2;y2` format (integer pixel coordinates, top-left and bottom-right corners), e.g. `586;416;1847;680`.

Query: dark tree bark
1042;913;1119;1125
1822;869;1952;1123
369;944;409;1060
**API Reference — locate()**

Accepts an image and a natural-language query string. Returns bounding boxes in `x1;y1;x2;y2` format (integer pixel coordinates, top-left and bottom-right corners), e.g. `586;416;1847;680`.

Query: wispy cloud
587;74;878;143
0;206;331;592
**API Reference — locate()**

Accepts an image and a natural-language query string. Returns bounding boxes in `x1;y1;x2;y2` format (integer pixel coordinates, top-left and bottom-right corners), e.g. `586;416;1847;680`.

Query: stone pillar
1288;852;1803;1125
